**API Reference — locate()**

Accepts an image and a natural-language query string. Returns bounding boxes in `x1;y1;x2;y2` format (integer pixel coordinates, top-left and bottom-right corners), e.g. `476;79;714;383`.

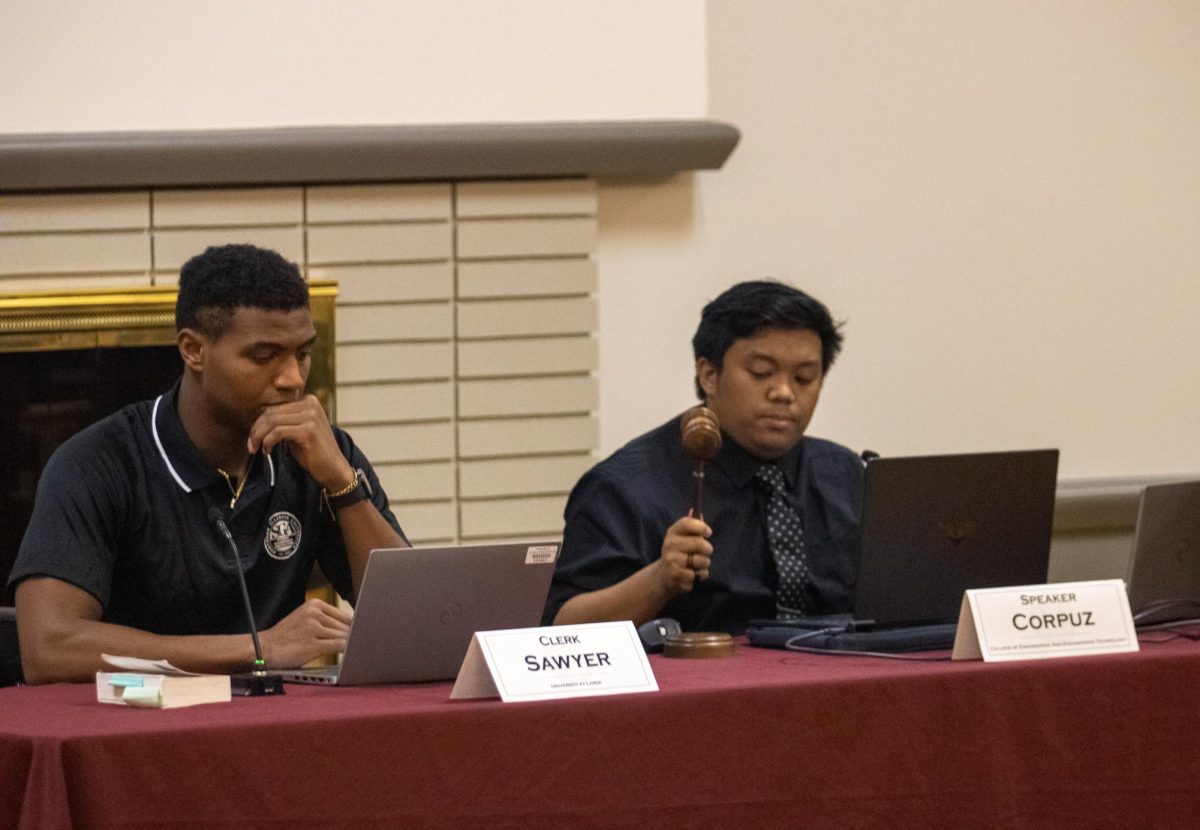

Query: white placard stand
952;579;1139;662
451;621;659;702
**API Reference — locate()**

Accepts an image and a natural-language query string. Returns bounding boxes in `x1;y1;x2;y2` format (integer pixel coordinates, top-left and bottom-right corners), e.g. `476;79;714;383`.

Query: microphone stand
209;508;285;696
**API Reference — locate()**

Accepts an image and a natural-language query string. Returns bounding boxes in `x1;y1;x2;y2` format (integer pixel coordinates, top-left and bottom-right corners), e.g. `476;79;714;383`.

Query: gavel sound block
663;631;736;659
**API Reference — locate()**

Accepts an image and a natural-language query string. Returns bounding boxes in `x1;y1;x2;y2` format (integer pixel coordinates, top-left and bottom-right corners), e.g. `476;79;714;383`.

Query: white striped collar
151;394;192;493
150;388;276;496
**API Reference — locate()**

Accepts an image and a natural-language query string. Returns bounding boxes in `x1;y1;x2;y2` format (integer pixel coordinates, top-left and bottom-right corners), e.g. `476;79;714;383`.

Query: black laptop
748;448;1060;652
1124;479;1200;626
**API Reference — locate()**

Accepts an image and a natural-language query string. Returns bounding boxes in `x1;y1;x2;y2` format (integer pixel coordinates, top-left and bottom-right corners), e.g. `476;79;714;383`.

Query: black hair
175;244;309;338
691;279;844;399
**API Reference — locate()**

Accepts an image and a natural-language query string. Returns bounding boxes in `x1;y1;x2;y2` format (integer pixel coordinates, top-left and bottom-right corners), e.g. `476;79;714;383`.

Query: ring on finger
687;552;694;569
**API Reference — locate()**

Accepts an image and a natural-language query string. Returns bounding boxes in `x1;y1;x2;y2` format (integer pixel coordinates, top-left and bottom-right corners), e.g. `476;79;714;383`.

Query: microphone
207;507;285;696
680;405;722;519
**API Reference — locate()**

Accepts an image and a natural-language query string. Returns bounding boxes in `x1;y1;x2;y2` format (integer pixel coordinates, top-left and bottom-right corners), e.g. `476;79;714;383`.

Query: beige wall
599;1;1200;487
595;1;1200;580
0;0;706;131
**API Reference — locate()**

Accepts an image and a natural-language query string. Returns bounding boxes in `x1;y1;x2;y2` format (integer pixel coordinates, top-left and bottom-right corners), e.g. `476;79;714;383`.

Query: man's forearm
21;619;260;684
552;564;676;627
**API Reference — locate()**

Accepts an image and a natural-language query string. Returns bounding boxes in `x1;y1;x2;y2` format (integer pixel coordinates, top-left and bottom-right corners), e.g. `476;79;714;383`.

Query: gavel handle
691;461;706;520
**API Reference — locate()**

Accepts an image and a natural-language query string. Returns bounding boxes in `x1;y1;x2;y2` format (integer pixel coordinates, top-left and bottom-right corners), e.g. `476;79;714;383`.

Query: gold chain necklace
216;455;253;510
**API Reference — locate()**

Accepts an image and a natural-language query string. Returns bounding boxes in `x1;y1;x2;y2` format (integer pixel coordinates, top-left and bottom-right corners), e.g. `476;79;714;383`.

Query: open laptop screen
852;448;1059;627
1125;479;1200;624
285;541;560;685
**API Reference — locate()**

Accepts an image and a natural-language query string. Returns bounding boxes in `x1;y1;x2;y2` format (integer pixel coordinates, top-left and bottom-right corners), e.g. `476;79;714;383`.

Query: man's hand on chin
247;395;354;490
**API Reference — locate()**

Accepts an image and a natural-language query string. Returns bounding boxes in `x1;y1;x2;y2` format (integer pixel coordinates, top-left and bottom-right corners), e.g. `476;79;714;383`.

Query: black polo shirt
542;417;864;633
8;380;405;635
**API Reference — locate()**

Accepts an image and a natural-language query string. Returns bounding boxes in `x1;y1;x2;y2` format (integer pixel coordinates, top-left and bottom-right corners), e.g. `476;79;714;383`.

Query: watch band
322;468;371;519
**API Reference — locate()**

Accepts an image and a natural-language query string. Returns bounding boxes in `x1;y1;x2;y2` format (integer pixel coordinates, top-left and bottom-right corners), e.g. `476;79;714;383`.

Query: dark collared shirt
543;418;863;633
9;380;405;635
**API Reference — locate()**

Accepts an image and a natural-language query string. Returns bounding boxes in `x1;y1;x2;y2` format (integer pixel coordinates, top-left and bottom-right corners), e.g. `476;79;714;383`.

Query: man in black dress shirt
543;281;863;633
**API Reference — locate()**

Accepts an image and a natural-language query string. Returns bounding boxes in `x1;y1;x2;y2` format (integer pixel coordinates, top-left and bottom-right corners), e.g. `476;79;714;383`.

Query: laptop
748;448;1060;652
281;541;560;685
1125;479;1200;626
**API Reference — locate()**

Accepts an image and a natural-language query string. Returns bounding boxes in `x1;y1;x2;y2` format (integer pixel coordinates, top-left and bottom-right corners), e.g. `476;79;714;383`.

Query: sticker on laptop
525;545;559;565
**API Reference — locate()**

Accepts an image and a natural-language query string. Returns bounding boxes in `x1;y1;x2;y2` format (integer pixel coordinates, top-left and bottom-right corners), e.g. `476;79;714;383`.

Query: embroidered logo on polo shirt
264;512;302;560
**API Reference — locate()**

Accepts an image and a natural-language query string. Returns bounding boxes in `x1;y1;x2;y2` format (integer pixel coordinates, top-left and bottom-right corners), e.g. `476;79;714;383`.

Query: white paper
101;653;205;676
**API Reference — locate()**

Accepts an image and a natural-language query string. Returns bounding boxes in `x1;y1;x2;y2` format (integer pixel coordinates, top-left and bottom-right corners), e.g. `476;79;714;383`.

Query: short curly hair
691;280;844;400
175;244;309;338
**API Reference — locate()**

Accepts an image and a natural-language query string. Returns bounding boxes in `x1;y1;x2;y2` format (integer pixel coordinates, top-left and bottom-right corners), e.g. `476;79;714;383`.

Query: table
3;634;1200;830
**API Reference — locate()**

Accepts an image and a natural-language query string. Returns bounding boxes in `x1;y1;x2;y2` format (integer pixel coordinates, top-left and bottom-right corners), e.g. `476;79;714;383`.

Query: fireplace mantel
0;120;739;193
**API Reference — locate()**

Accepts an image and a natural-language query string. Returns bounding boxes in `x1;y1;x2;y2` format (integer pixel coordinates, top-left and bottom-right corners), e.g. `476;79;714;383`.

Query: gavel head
680;405;722;462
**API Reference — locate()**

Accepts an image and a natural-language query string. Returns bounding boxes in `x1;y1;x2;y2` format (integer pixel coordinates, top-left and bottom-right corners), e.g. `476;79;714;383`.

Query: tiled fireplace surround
0;121;738;546
3;180;602;544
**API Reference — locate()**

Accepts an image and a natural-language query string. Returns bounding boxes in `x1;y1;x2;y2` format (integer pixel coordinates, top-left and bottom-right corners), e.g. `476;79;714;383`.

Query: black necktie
755;463;808;617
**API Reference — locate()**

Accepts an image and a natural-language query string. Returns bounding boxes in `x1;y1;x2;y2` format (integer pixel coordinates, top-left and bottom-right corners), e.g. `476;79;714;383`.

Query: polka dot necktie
755;463;808;617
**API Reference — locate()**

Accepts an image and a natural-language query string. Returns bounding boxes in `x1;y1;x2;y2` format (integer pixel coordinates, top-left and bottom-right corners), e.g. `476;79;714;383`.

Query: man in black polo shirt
10;244;408;684
543;280;863;633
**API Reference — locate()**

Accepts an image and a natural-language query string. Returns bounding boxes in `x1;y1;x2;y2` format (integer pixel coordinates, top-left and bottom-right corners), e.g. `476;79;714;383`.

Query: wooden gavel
680;405;722;520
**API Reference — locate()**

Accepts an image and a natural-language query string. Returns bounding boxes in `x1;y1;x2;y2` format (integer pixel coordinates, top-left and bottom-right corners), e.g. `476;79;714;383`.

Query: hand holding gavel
662;404;737;657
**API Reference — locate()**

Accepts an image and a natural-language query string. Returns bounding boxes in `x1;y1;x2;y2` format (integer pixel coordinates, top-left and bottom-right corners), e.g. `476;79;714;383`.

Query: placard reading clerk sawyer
451;621;658;702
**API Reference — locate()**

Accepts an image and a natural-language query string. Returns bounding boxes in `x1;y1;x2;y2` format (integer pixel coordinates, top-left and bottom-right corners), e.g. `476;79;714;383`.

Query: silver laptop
282;541;560;685
1125;479;1200;625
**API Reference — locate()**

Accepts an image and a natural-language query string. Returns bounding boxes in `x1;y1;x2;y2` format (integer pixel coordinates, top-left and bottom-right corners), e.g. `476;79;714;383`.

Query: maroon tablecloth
3;634;1200;829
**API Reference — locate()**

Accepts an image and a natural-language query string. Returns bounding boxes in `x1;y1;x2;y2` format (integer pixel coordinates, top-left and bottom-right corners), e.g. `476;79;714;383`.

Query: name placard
450;621;658;702
952;579;1139;662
